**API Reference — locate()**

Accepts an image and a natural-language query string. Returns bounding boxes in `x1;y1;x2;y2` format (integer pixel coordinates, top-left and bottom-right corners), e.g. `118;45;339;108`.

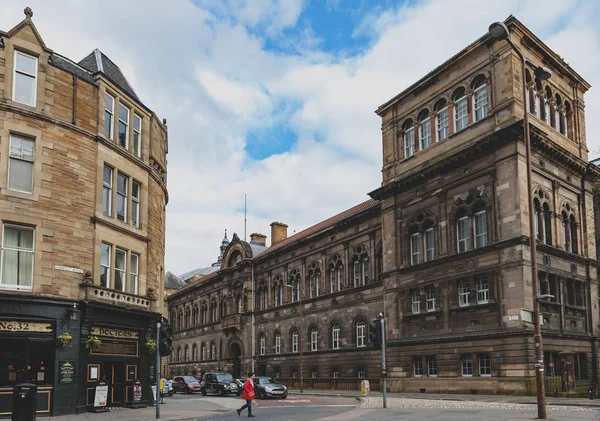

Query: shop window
0;339;53;386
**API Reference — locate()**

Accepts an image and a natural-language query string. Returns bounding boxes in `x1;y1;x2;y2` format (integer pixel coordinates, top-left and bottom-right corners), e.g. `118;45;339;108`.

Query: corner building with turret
169;16;600;396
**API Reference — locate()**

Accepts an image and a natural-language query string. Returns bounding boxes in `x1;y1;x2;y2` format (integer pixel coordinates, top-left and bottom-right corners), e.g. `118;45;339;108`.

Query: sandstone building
169;16;599;395
0;9;168;416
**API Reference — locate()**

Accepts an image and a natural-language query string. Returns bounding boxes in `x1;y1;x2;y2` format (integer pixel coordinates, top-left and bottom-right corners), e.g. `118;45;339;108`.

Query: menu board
59;361;76;384
133;383;142;404
94;385;108;407
90;338;138;356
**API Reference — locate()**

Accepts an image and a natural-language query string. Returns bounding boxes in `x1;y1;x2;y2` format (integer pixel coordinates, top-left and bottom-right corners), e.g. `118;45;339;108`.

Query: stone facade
168;16;599;395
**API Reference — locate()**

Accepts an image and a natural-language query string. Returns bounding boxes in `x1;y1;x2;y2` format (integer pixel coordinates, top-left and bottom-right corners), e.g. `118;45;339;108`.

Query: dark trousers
239;399;253;414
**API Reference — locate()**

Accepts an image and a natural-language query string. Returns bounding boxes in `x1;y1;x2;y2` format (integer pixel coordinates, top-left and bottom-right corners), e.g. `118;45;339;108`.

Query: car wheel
261;389;267;399
281;394;287;399
201;389;207;396
219;389;225;397
236;392;241;397
169;392;173;396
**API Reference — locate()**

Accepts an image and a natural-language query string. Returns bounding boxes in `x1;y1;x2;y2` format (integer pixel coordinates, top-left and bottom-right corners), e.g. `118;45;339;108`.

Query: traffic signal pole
156;321;161;419
380;313;387;409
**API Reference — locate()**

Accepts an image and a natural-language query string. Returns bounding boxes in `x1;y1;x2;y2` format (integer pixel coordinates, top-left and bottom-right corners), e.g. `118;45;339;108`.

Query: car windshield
216;374;233;382
258;377;277;384
183;376;198;382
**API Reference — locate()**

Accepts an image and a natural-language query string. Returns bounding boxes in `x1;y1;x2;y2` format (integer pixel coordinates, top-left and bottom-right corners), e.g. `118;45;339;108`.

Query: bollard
360;380;370;397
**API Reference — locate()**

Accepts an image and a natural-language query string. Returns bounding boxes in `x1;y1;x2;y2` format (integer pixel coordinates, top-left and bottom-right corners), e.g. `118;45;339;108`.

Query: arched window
274;331;281;354
289;270;301;303
184;345;189;362
328;254;344;293
418;109;431;150
561;202;578;253
534;79;543;119
356;320;366;348
435;99;449;141
331;324;341;349
192;344;198;361
211;342;216;360
273;276;284;307
201;302;208;324
564;101;572;139
177;310;183;330
210;299;218;322
259;334;266;356
408;214;435;266
554;93;563;133
453;193;489;253
310;327;318;351
472;76;488;122
201;343;207;360
352;246;369;287
308;262;321;298
403;119;415;158
177;347;182;363
533;188;553;245
229;250;242;266
544;86;552;126
452;87;468;131
236;294;244;313
184;308;190;328
291;328;299;353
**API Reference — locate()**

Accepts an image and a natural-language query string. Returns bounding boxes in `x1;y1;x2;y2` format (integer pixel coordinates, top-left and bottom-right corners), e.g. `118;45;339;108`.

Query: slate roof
48;53;95;85
175;271;219;295
178;266;220;283
165;271;186;290
248;241;269;257
78;49;139;100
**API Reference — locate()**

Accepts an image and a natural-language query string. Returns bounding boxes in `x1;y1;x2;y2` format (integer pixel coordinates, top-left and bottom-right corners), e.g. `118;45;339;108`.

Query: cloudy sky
2;0;600;275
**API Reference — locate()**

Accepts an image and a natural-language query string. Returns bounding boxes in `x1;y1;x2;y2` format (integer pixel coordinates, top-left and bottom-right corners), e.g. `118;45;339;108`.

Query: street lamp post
489;21;552;420
286;283;303;393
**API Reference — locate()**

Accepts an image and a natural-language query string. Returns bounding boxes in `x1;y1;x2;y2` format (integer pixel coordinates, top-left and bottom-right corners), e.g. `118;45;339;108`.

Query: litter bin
12;383;37;421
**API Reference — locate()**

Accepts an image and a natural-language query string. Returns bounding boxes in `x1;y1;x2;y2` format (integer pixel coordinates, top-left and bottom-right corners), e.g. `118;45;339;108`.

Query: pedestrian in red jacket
237;372;256;417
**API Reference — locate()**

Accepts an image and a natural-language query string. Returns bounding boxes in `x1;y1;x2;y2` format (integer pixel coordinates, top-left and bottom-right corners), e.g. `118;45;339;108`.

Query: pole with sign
156;321;161;419
380;313;387;409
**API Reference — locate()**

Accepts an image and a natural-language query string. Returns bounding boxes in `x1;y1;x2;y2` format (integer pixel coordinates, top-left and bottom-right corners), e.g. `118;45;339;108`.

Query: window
315;272;321;296
192;345;198;360
332;369;340;379
8;134;35;193
105;93;114;139
292;370;298;379
424;228;434;262
202;344;207;360
118;104;129;149
474;211;487;248
275;333;281;354
404;126;415;158
337;266;343;291
292;329;299;353
211;343;216;360
457;216;469;252
426;287;436;312
332;324;340;350
13;51;37;106
454;95;468;131
311;328;318;351
413;358;423;377
102;165;113;216
428;357;437;376
133;114;142;157
437;106;449;141
357;368;366;378
362;258;369;285
356;321;366;347
311;369;318;379
1;225;34;290
114;248;126;291
132;181;141;228
100;243;111;288
473;81;488;121
129;253;139;295
410;233;420;265
479;353;491;376
412;289;421;314
461;355;473;376
330;269;335;293
459;280;470;306
116;173;128;222
353;261;360;287
291;279;300;303
419;113;431;150
476;276;489;304
260;336;266;356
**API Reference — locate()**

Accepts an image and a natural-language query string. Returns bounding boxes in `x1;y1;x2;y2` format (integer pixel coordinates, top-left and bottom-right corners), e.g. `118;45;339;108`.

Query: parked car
254;376;287;399
200;372;241;396
172;375;202;394
160;378;174;396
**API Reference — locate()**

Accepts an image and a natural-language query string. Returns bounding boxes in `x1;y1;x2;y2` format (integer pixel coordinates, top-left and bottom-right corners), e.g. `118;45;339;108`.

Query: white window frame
202;344;207;360
211;343;216;359
436;107;449;140
362;258;369;285
275;333;281;354
428;356;437;377
118;104;130;149
459;280;470;307
357;368;366;378
311;328;318;351
454;96;468;131
8;134;35;194
479;353;491;376
0;224;35;291
133;113;142;157
410;233;420;265
457;216;469;252
554;108;561;131
311;370;318;379
100;243;111;289
412;289;421;314
461;355;473;377
419;118;431;150
114;248;127;292
337;266;343;291
332;324;340;350
103;165;113;216
116;172;129;222
544;100;551;126
132;180;141;228
356;321;366;348
13;51;38;107
278;284;283;306
332;369;340;379
129;253;139;295
474;210;487;249
353;261;360;287
404;127;415;158
534;92;541;119
473;84;488;122
316;272;321;296
260;336;266;356
424;228;434;262
309;275;315;298
413;358;423;377
105;93;114;140
426;287;436;312
292;330;299;353
476;277;489;304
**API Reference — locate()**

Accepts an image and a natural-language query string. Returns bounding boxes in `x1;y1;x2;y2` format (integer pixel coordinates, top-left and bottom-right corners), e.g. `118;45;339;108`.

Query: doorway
229;343;242;379
106;363;125;407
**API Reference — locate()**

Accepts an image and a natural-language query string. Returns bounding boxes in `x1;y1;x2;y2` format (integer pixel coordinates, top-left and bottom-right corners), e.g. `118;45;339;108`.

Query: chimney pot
250;233;267;246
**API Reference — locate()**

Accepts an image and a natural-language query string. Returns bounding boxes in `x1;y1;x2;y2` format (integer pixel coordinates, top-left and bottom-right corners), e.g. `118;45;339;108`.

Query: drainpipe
251;261;256;373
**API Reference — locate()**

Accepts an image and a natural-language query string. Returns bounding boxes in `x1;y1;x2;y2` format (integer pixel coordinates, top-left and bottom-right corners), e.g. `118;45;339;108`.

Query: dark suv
200;372;241;396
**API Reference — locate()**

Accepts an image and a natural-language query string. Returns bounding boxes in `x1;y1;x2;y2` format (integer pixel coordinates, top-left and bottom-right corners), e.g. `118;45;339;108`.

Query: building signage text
91;327;139;339
0;321;53;333
54;265;84;274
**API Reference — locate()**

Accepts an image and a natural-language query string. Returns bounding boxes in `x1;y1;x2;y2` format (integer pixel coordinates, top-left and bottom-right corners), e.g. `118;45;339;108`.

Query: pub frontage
0;293;162;417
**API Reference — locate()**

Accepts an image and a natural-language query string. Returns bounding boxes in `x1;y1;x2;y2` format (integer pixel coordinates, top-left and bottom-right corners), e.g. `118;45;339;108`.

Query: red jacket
241;378;255;400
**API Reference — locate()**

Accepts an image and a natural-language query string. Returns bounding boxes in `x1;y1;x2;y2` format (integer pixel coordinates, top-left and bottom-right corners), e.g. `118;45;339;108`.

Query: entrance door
230;343;242;379
107;363;125;407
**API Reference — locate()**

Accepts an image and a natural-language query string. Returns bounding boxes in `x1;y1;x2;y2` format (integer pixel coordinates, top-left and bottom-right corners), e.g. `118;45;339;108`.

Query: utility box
361;380;370;397
12;383;37;421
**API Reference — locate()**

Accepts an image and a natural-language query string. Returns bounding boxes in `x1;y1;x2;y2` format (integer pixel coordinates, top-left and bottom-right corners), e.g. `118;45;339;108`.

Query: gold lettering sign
91;327;139;339
0;321;53;333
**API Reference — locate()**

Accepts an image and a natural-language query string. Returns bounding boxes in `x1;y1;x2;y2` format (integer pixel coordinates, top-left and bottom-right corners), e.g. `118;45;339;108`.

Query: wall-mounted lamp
68;303;81;321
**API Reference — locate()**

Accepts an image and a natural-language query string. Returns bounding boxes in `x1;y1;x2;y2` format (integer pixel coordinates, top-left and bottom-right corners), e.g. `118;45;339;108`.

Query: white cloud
2;0;599;276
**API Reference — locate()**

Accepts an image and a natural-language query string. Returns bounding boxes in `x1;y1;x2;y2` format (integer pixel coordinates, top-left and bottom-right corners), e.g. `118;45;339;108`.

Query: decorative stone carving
415;259;477;281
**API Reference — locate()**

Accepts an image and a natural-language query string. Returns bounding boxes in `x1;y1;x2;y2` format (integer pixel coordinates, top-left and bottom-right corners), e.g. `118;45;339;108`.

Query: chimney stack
270;222;288;246
249;233;267;246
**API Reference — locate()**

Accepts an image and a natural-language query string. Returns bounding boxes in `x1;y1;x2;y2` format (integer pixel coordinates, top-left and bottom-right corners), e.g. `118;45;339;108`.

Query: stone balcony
79;282;156;312
221;314;243;333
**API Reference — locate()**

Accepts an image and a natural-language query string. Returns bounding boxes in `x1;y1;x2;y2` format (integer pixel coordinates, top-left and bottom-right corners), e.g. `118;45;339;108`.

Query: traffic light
159;317;173;356
369;319;381;349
